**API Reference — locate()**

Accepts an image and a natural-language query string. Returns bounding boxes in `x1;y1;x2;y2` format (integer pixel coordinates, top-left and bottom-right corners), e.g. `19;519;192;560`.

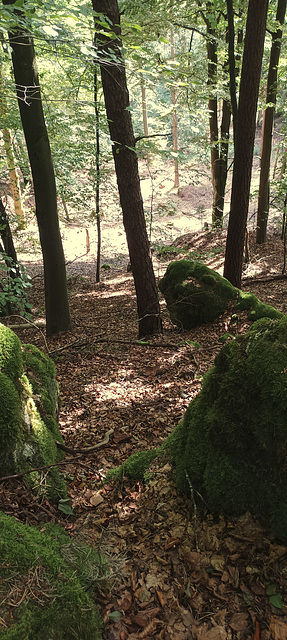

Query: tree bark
256;0;287;244
224;0;269;288
4;0;70;336
92;0;161;338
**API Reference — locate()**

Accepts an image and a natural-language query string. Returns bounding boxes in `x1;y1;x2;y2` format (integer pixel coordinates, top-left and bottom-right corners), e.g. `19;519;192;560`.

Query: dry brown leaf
89;492;104;507
120;593;133;612
269;616;287;640
229;612;249;632
210;554;225;572
200;625;227;639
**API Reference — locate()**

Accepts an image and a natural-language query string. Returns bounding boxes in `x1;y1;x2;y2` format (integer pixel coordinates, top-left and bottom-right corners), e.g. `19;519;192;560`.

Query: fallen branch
0;457;90;483
242;272;287;285
55;428;114;455
2;315;49;353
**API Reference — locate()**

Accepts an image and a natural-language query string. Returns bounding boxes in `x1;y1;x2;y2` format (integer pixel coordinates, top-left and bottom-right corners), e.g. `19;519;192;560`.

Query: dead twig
0;457;91;483
55;428;114;454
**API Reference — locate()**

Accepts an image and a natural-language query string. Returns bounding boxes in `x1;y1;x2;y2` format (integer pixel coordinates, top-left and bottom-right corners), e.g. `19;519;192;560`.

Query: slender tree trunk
0;63;25;228
170;29;179;189
206;19;221;225
256;0;287;244
140;73;149;137
92;0;161;338
94;62;101;283
4;1;70;335
226;0;237;140
224;0;269;288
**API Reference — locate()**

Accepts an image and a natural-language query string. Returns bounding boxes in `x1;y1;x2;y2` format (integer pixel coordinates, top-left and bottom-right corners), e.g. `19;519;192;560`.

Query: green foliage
0;254;32;319
173;316;287;541
159;260;238;328
0;513;103;640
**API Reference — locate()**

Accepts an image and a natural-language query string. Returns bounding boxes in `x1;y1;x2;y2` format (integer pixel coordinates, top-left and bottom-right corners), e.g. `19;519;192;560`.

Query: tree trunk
4;1;70;336
0;63;25;229
226;0;237;139
206;19;221;226
92;0;161;338
224;0;269;288
256;0;287;244
171;29;179;189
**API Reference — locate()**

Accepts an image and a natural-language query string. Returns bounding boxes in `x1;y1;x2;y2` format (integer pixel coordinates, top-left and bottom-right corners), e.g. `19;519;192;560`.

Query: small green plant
0;253;32;317
155;244;188;260
156;201;177;217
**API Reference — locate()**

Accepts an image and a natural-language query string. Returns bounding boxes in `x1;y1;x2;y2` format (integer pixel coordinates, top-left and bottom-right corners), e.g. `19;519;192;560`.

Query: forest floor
1;224;287;640
1;141;287;640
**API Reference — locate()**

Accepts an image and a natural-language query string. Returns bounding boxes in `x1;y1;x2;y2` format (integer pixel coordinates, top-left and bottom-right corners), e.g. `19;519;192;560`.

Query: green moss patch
0;323;23;381
159;261;284;329
0;513;103;639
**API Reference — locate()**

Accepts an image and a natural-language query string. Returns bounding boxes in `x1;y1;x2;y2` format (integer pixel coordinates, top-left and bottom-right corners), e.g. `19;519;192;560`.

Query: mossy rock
173;316;287;541
159;260;284;329
159;260;238;328
0;324;65;500
0;513;103;639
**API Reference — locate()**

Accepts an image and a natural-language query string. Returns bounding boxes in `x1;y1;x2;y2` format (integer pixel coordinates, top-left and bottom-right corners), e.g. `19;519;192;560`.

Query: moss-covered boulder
159;260;284;328
173;316;287;541
0;324;65;500
0;513;103;639
159;260;238;328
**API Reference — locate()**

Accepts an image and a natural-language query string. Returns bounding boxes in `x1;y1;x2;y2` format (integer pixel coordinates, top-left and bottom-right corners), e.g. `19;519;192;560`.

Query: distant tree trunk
140;72;149;137
4;0;70;336
0;63;25;229
170;29;179;189
0;196;19;268
201;2;231;227
226;0;237;140
224;0;269;288
94;60;101;283
256;0;287;244
92;0;161;338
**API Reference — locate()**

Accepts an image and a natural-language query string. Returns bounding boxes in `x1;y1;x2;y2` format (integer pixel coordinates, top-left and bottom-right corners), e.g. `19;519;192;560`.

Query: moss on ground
0;513;103;640
159;260;284;329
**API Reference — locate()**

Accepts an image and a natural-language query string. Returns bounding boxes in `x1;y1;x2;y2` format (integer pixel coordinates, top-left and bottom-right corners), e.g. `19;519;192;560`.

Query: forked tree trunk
92;0;161;338
224;0;269;288
4;0;70;335
256;0;287;244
